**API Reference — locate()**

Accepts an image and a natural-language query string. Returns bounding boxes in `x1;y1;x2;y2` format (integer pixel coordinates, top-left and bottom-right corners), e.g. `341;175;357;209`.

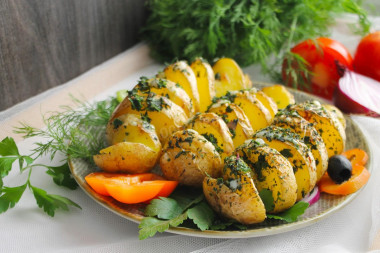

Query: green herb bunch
142;0;370;73
0;97;119;216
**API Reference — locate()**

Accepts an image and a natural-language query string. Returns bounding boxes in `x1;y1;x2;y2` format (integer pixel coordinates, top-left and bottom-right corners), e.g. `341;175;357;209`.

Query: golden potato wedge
110;93;188;143
106;114;161;152
273;110;328;182
289;101;346;158
213;58;247;97
261;84;295;109
203;156;266;225
133;77;195;117
254;126;317;200
207;100;254;148
190;58;216;112
160;129;223;187
93;142;159;174
164;61;200;112
323;104;346;129
236;139;297;213
186;112;234;161
247;88;278;120
219;90;272;131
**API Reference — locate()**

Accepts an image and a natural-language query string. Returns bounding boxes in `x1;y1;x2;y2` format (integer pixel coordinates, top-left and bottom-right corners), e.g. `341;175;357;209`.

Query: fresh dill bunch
14;96;119;161
142;0;370;70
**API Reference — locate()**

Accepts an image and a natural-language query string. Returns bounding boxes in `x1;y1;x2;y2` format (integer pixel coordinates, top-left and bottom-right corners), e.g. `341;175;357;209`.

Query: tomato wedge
85;172;177;203
342;149;368;167
318;164;370;195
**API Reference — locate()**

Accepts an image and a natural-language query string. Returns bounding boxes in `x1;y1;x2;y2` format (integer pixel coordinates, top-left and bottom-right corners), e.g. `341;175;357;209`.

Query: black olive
327;155;352;184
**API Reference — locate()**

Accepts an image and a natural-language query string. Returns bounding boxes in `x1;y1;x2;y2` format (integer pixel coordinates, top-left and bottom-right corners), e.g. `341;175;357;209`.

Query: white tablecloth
1;14;380;253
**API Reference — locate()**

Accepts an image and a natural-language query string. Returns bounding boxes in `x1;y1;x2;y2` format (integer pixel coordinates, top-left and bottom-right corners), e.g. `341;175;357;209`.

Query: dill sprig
14;96;119;161
142;0;370;88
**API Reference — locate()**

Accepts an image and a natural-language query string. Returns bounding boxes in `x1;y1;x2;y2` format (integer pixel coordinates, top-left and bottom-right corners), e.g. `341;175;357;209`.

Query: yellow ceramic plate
69;82;372;238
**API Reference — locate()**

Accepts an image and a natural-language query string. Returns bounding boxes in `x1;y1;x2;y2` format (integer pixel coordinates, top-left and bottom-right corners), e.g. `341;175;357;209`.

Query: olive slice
327;155;352;184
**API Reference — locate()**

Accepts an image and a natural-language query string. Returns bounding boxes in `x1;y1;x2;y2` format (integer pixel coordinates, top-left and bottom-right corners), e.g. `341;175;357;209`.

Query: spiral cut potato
93;57;346;225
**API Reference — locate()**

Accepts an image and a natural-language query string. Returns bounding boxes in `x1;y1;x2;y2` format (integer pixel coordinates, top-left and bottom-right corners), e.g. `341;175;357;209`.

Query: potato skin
186;112;234;161
93;142;159;174
236;140;297;213
203;156;266;224
160;129;223;187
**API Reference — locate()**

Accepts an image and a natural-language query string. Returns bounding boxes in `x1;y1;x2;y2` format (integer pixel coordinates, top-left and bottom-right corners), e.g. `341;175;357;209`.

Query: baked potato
110;92;188;143
133;77;195;117
186;112;234;161
273;110;329;182
163;61;201;112
93;141;160;174
203;155;266;224
247;88;278;120
236;139;297;213
190;58;216;112
288;101;346;158
212;58;251;97
219;90;272;131
160;129;223;187
254;126;317;200
207;100;254;148
261;84;295;109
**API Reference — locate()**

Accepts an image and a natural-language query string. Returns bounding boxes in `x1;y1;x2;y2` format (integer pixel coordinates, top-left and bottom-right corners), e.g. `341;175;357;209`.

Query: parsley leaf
187;200;215;231
30;185;81;217
0;157;18;178
45;163;78;190
139;213;188;240
0;137;19;157
145;197;183;219
0;184;27;214
259;189;275;212
267;201;309;223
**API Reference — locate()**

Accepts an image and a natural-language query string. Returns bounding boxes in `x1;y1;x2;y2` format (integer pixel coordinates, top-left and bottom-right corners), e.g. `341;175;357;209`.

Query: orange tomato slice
318;164;370;195
342;149;368;167
84;172;177;204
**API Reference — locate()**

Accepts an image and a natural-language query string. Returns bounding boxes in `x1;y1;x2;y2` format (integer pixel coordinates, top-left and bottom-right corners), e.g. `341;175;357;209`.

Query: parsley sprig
0;137;80;216
0;96;119;216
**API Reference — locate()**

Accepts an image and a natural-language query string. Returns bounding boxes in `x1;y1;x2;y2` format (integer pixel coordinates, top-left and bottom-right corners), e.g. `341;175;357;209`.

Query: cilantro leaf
30;185;81;217
0;137;19;157
259;189;274;212
0;184;27;213
138;213;188;240
18;155;34;173
145;197;183;219
0;177;3;190
267;201;309;223
45;163;78;190
187;201;215;231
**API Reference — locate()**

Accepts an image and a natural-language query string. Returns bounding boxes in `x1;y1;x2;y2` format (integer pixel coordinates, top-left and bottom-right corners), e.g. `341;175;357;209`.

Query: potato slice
164;61;200;112
220;90;272;131
190;58;216;112
111;93;188;143
213;58;247;97
160;129;222;187
236;139;297;213
323;104;346;129
133;77;195;117
207;100;254;148
247;88;278;120
186;112;234;161
254;126;317;200
273;110;328;182
203;156;266;225
289;101;346;158
261;84;295;109
106;114;161;152
93;142;159;174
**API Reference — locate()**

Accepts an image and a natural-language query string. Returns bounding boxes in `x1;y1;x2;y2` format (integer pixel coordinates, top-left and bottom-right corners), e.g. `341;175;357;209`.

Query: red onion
301;186;320;206
333;67;380;117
